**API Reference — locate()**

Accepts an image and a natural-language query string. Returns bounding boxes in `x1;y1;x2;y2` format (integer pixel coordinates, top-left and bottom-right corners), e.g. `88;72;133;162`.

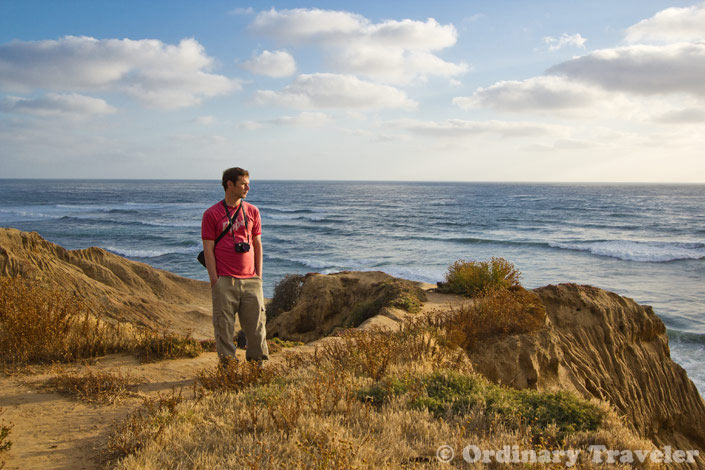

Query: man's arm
203;239;218;287
253;235;263;278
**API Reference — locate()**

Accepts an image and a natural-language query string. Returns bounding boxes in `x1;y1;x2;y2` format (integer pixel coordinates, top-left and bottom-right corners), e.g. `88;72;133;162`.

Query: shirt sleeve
251;206;262;237
201;209;217;240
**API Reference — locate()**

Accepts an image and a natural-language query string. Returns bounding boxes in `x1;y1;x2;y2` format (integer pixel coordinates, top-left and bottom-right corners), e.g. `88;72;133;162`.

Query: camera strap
222;200;249;244
215;200;243;247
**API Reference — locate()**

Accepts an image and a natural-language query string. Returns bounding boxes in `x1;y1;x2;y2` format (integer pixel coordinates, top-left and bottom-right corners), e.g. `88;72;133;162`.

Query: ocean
1;179;703;396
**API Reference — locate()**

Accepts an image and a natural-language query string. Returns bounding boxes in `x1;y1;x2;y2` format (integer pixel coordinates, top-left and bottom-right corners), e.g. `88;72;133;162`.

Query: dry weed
196;359;279;393
102;388;187;465
43;368;138;404
436;287;546;351
0;276;134;368
135;330;203;362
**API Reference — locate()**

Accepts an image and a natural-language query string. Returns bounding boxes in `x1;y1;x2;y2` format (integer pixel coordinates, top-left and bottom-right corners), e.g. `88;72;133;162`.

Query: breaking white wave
549;240;705;262
104;246;196;258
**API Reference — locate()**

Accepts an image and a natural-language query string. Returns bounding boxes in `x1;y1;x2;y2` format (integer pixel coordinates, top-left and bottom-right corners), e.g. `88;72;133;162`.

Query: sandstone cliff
0;228;212;337
469;283;705;462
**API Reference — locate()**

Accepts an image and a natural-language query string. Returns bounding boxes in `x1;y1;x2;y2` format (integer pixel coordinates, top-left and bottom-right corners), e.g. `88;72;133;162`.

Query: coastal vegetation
0;276;209;369
0;276;132;368
437;257;521;297
107;315;655;469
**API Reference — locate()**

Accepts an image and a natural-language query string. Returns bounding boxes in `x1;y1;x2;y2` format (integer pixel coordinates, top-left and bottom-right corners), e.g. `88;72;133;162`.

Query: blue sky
1;1;704;181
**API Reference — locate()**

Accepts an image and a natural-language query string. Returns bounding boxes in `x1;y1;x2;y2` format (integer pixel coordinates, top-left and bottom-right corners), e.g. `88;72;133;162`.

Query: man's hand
202;239;218;288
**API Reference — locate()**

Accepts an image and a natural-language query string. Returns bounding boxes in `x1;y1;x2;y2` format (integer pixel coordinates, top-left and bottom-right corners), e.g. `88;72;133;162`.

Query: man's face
230;176;250;199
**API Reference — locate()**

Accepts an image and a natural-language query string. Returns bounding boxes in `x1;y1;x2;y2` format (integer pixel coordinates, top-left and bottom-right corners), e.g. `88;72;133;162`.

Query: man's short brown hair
222;167;249;190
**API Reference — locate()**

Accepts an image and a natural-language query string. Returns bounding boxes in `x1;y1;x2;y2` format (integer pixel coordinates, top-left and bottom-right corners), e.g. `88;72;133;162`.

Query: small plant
266;274;305;321
356;376;410;407
43;369;138;404
136;330;203;362
196;359;278;392
268;337;304;354
438;257;521;296
0;408;12;454
0;276;133;368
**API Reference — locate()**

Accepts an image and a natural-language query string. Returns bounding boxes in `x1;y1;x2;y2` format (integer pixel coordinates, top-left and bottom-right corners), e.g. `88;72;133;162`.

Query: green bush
356;376;410;407
409;370;605;445
438;257;521;297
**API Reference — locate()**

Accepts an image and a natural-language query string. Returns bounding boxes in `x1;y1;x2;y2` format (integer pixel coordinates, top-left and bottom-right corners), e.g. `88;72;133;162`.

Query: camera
235;242;250;253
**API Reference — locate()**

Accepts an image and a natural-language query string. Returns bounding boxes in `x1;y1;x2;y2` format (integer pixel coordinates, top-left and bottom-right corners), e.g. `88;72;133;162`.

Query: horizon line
1;178;704;185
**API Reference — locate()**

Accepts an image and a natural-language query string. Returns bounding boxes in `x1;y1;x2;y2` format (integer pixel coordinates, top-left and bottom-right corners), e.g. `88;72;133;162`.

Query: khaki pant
212;276;269;361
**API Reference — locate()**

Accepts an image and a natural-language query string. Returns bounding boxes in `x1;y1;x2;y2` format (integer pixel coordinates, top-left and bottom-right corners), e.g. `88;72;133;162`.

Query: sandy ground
0;286;467;470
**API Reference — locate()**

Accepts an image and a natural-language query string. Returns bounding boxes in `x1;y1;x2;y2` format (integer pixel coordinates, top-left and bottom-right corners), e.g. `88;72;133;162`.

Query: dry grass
196;359;280;393
135;330;203;362
0;276;134;369
107;326;656;470
99;264;656;469
0;408;11;454
433;287;546;351
102;389;187;465
438;257;521;297
43;368;138;405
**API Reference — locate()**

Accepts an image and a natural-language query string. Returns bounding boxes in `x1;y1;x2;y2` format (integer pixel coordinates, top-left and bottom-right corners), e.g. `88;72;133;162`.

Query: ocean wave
668;329;705;346
548;240;705;262
104;246;196;258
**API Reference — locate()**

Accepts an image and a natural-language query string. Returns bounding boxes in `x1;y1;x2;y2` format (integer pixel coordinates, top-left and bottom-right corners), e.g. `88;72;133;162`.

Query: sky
1;0;704;182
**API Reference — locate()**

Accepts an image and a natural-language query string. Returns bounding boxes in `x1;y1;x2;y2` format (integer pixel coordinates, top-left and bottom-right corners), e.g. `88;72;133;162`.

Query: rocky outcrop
266;271;426;343
469;283;705;463
0;228;212;337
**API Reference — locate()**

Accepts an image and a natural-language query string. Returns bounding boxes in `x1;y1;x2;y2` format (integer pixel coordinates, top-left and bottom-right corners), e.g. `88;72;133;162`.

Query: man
201;167;269;364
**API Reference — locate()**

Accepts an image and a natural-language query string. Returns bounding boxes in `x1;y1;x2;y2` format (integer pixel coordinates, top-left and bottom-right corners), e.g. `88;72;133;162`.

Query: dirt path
0;286;466;470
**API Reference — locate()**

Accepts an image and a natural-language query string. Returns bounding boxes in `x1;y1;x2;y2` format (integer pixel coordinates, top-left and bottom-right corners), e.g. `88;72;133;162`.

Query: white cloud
0;36;238;109
453;76;602;111
653;107;705;124
255;73;417;110
626;2;705;44
543;33;587;51
0;93;116;118
385;118;566;138
267;112;332;127
238;120;264;130
249;8;467;84
547;43;705;97
240;50;296;77
195;115;215;125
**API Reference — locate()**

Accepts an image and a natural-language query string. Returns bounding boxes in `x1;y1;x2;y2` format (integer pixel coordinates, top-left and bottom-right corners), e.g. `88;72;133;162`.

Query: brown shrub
135;330;203;362
266;274;305;321
437;287;546;350
196;359;279;393
0;276;133;367
43;368;138;404
438;257;521;297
